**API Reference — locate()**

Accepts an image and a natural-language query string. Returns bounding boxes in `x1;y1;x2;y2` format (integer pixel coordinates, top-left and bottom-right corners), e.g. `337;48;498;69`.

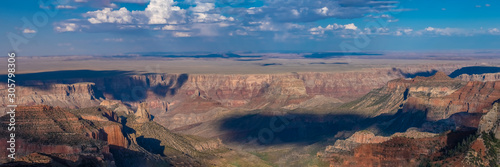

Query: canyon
322;70;500;166
0;65;469;128
1;68;408;131
1;65;500;166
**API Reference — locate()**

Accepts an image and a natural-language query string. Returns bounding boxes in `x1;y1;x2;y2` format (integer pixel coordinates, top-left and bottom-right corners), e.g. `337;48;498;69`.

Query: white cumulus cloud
84;0;185;25
86;7;133;24
55;23;79;32
344;23;357;30
145;0;185;24
309;23;357;35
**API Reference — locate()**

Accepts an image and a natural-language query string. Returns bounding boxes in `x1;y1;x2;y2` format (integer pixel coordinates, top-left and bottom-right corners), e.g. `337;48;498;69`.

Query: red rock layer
405;81;500;121
0;105;127;164
349;72;500;122
1;69;405;113
326;132;481;167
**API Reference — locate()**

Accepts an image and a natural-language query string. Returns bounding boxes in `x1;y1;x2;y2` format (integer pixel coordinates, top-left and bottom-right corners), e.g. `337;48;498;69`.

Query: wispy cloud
23;28;37;34
56;5;77;9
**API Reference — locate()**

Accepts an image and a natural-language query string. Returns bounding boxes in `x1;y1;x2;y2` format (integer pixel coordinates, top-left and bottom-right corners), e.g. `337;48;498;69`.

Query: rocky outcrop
0;138;114;166
324;129;437;155
123;115;227;166
0;106;115;165
191;138;223;152
329;136;448;167
457;73;500;82
78;109;128;148
266;77;307;97
0;83;102;111
478;102;500;139
135;102;152;123
97;125;128;148
325;131;390;153
323;72;500;167
344;72;500;122
408;80;500;121
322;129;479;167
0;105;235;166
100;100;133;115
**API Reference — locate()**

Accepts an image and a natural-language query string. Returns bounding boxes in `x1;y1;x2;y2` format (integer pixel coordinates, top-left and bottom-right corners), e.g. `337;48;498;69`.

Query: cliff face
135;102;152;123
0;83;101;111
1;69;407;129
322;128;484;166
324;72;500;167
327;136;450;167
0;104;242;167
344;72;500;122
59;106;128;150
0;66;480;118
408;81;500;121
478;102;500;139
2;71;399;111
323;104;500;167
457;73;500;82
166;70;404;111
0;106;116;166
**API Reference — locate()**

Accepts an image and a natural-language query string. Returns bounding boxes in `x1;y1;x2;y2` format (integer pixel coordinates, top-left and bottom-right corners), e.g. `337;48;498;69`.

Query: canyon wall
0;106;118;165
0;68;410;129
344;72;500;122
325;72;500;166
0;65;486;130
457;72;500;82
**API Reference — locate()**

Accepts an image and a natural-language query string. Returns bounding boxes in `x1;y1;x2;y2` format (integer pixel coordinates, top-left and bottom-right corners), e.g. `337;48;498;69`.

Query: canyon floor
2;54;500;166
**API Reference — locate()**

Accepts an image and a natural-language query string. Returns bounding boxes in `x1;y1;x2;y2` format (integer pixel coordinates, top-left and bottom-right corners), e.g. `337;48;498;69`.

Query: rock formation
0;69;411;128
478;101;500;139
324;72;500;167
344;72;500;122
457;72;500;82
0;106;115;166
325;131;390;153
2;65;499;166
135;102;152;123
0;83;102;114
100;100;134;115
0;105;240;166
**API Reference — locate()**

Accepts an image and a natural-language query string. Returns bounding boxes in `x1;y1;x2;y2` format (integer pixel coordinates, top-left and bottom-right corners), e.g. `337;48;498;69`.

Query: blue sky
1;0;499;56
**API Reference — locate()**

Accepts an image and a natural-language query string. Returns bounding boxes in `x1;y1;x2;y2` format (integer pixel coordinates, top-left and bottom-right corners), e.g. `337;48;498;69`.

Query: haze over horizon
2;0;500;56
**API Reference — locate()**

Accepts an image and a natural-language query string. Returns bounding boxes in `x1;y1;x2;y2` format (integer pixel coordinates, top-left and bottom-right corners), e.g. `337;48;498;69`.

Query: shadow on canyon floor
391;66;500;79
303;52;383;59
3;70;189;102
140;53;261;59
7;70;134;81
219;109;477;146
219;109;429;145
449;66;500;78
136;137;166;156
392;68;438;78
